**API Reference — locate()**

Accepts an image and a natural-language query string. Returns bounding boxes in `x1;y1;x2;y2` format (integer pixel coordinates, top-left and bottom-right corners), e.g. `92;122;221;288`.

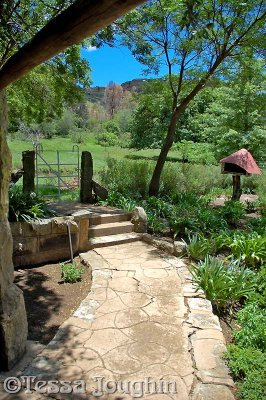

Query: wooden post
232;175;242;201
80;151;93;203
22;150;35;193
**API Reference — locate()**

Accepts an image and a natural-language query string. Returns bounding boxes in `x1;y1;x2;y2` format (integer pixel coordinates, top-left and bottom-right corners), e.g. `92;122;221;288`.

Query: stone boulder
131;207;147;233
174;241;187;256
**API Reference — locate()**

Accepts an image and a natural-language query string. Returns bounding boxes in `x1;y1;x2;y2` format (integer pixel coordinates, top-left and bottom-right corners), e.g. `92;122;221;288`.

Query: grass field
8;135;186;178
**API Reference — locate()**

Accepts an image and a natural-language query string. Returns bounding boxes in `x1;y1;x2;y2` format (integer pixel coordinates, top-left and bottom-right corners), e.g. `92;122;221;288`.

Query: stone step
88;232;140;249
89;221;134;238
89;212;132;226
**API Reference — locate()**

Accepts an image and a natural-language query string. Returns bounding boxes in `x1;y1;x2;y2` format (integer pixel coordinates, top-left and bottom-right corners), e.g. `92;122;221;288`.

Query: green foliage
173;141;216;165
190;256;255;311
99;158;232;200
8;187;53;222
225;345;266;400
186;234;215;260
169;203;228;237
251;265;266;307
247;217;266;235
221;200;246;224
104;191;138;212
146;213;165;234
103;120;120;135
229;233;266;268
233;302;266;351
96;131;119;147
60;262;84;284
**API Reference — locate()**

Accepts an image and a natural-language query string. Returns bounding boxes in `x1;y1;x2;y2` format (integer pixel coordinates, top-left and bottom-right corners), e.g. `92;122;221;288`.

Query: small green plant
225;345;266;400
61;262;84;283
229;233;266;268
9;186;54;222
146;212;165;234
233;302;266;351
221;200;246;224
247;216;266;235
186;234;215;260
245;200;257;214
190;256;255;312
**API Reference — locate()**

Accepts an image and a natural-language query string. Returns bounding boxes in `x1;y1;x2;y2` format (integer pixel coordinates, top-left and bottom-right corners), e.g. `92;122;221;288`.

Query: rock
173;240;187;256
131;207;147;233
0;92;28;370
92;180;108;200
192;383;235;400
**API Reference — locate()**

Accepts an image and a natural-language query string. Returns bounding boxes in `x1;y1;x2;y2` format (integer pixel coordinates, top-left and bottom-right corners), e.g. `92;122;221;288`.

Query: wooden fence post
80;151;93;203
22;150;35;193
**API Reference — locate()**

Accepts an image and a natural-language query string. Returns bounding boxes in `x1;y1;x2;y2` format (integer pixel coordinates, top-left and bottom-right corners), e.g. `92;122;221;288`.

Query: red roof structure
220;148;262;175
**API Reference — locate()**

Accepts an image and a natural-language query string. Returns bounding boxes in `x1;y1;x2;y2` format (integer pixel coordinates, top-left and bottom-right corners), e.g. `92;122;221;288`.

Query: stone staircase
88;212;140;249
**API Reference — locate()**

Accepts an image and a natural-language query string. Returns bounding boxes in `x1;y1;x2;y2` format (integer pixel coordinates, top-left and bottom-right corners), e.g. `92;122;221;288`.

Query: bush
229;233;266;268
70;127;88;144
169;203;228;237
60;262;84;283
96;131;119;147
99;158;232;200
233;302;266;351
225;345;266;400
186;234;216;260
221;200;246;224
9;187;53;222
190;256;255;311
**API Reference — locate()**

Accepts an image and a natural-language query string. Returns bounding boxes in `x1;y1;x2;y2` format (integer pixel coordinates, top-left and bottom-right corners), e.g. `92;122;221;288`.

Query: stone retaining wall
11;211;90;268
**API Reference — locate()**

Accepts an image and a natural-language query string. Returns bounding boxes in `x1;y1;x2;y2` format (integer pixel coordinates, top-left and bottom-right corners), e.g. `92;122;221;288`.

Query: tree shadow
14;269;62;344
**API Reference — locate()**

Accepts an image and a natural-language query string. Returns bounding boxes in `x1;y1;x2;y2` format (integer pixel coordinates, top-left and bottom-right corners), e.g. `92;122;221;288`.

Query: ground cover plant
8;186;54;222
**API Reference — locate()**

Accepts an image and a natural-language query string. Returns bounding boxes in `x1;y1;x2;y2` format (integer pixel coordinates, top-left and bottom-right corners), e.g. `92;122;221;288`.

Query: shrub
229;233;266;268
251;264;266;306
169;202;228;237
70;127;88;144
104;191;138;212
186;234;216;260
221;200;246;224
225;345;266;400
146;212;165;234
233;302;266;351
190;256;255;311
247;216;266;235
96;131;119;147
9;187;53;222
61;262;84;283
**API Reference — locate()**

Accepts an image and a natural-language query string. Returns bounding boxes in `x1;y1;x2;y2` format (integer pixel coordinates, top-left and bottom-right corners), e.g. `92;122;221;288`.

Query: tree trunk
148;55;226;197
149;111;178;196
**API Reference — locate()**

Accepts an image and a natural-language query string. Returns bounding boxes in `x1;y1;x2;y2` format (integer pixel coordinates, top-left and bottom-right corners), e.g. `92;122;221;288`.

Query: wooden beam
0;0;145;90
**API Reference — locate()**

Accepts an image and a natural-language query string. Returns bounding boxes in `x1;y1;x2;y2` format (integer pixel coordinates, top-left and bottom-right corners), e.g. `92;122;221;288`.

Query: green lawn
8;135;181;176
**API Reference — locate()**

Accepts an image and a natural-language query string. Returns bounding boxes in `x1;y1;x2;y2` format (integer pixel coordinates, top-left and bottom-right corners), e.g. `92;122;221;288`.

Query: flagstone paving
1;241;234;399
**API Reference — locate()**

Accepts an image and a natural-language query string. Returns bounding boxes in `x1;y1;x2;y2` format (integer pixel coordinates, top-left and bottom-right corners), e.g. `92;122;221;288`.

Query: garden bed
14;258;91;344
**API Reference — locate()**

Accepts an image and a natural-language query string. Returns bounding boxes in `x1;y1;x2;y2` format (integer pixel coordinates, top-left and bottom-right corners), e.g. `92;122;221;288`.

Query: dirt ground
14;258;91;344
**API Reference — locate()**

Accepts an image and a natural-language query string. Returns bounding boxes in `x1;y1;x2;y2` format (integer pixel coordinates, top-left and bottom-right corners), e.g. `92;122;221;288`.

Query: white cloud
85;45;97;52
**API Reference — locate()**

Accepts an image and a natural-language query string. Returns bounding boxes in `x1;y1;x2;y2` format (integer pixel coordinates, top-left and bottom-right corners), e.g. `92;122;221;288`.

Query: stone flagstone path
1;241;235;399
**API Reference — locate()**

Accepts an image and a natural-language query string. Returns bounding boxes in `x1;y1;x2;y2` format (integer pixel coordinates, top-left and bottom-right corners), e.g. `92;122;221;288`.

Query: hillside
86;78;147;103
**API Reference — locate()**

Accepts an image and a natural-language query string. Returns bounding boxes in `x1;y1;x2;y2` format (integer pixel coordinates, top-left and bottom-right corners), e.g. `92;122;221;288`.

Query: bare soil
14;258;91;344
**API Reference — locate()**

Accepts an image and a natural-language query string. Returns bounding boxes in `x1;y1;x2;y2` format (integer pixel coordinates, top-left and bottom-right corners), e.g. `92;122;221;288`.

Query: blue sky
82;45;166;87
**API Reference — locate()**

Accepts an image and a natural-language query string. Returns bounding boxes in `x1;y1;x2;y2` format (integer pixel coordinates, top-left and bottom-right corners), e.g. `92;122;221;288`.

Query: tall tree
114;0;266;196
104;81;124;118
